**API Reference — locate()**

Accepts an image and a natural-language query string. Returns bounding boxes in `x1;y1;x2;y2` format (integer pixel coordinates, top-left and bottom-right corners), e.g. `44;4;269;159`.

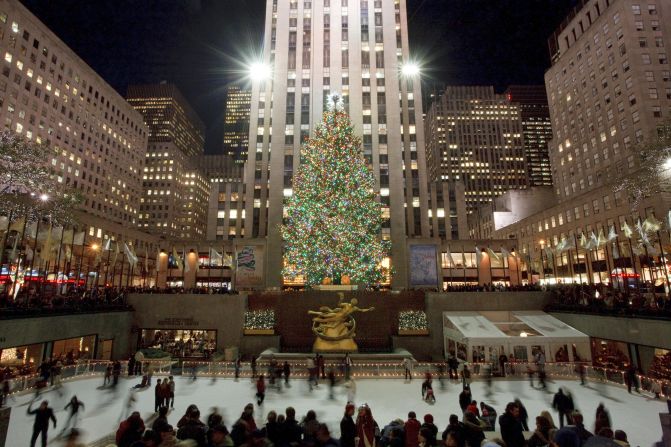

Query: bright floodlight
401;62;420;77
39;193;49;202
249;62;272;82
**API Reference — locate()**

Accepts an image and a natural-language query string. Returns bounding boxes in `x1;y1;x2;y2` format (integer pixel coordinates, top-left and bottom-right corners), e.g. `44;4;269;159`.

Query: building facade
127;83;209;240
424;86;528;214
0;0;148;229
222;85;251;164
244;0;431;289
504;85;554;187
492;0;671;285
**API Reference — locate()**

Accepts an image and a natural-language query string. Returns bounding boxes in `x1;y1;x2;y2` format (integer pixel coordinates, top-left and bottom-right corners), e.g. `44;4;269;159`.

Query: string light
398;311;428;331
281;104;390;286
244;309;276;330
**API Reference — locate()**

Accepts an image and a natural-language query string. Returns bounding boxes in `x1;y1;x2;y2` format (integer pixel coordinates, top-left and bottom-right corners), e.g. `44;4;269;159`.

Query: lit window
4;52;11;63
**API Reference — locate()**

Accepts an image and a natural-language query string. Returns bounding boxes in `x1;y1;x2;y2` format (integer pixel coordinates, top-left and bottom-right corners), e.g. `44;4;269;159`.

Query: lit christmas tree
281;97;390;287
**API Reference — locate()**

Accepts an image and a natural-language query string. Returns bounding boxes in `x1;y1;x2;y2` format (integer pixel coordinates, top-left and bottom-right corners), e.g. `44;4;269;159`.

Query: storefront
0;334;98;375
139;328;216;359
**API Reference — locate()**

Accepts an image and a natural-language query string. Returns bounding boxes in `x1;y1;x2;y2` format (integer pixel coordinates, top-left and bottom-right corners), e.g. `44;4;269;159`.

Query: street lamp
401;62;421;77
248;62;272;82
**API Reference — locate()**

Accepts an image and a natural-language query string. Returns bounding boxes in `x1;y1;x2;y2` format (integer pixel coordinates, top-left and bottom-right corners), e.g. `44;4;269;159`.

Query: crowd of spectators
545;283;671;318
102;388;634;447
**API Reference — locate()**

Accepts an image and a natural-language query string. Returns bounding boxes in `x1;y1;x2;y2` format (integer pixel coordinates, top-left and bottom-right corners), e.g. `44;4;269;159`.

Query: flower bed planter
244;329;275;335
398;329;429;336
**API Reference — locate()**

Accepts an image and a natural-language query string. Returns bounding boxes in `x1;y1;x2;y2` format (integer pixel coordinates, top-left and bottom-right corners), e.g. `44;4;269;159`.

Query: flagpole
0;209;14;269
16;215;29;288
656;231;670;292
462;245;467;285
208;245;212;289
602;229;613;288
27;217;41;288
77;232;86;289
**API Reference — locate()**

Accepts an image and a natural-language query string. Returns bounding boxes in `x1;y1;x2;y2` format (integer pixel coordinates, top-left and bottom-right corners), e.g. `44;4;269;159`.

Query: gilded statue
308;293;374;352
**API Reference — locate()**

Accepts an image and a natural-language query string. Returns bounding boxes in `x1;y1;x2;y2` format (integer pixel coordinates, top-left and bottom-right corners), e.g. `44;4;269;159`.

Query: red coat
256;379;266;394
404;418;421;447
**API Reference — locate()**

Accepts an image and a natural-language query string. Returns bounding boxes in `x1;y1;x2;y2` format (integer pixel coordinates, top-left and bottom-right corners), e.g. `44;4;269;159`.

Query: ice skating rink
5;375;666;446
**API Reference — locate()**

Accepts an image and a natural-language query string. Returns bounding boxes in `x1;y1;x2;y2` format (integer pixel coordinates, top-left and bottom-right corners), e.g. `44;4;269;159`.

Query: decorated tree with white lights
281;97;390;287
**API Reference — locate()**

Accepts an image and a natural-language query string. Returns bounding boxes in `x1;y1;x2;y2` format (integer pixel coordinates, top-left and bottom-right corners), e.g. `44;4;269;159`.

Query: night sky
20;0;578;153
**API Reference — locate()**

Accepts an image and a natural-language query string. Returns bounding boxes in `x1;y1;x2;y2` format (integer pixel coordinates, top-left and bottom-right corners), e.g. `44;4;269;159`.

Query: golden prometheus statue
308;293;375;352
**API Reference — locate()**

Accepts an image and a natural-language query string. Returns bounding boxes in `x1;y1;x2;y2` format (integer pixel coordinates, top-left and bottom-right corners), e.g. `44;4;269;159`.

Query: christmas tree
282;97;390;287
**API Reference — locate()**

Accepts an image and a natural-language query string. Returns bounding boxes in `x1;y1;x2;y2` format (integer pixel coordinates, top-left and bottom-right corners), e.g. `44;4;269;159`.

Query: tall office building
0;0;148;231
425;86;528;213
244;0;431;289
222;85;251;164
491;0;671;285
127;83;209;239
504;85;554;187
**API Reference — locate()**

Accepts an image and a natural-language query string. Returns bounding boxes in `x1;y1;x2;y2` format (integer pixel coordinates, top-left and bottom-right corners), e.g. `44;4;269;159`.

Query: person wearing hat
356;405;379;447
498;402;525;447
177;408;207;447
341;404;357;447
158;424;178;447
420;415;437;443
210;425;233;447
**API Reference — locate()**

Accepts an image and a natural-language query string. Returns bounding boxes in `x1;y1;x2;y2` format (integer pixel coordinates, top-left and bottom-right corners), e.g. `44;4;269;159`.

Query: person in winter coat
179;405;200;428
28;400;57;447
176;408;207;447
465;401;479;418
461;412;484;447
458;388;471;413
302;410;321;445
498;402;525;447
62;396;85;434
418;427;436;447
527;416;554;447
420;414;438;442
380;419;405;447
441;415;465;447
316;423;341;447
514;399;529;432
404;411;421;447
152;405;170;433
594;403;611;436
211;424;234;447
262;411;281;446
155;379;164;412
356;405;379;447
341;404;357;447
256;375;266;406
116;411;145;447
478;402;497;432
552;388;571;428
280;406;304;447
167;376;176;408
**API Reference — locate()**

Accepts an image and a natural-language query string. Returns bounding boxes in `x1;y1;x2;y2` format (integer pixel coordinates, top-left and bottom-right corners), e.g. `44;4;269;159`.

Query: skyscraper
222;85;251;164
504;85;554;187
127;83;209;239
425;86;528;213
244;0;431;289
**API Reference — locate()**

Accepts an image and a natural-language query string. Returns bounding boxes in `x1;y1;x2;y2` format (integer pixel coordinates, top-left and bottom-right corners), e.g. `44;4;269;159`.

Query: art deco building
0;0;148;233
504;85;554;187
127;83;209;240
244;0;431;289
425;86;528;213
491;0;671;285
222;85;251;164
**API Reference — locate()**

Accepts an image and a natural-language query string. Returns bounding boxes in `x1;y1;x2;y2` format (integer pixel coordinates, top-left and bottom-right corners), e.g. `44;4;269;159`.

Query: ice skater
403;357;413;381
112;360;121;386
283;361;291;385
104;364;113;386
328;369;336;400
28;400;57;447
167;375;175;408
234;356;241;380
345;378;356;405
60;396;85;435
256;374;266;405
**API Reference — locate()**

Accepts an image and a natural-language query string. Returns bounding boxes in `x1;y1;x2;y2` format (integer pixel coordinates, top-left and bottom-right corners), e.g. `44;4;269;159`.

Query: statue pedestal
313;285;359;291
313;337;358;352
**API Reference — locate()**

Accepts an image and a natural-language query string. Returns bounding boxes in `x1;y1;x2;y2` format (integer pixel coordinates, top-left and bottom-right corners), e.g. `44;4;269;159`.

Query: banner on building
235;244;265;288
409;244;439;288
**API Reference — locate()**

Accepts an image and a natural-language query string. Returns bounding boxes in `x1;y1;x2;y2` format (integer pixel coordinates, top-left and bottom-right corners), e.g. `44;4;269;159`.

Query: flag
622;221;633;239
607;225;617;242
172;247;182;270
62;228;74;244
223;252;233;267
589;231;598;250
501;246;511;259
155;248;161;274
486;247;501;262
103;238;112;251
643;216;662;233
144;246;149;274
112;241;120;265
611;242;620;259
597;229;607;248
579;233;588;249
183;248;190;273
25;245;34;262
123;242;138;266
474;246;482;266
73;231;85;246
9;217;25;233
544;246;554;267
0;215;8;230
209;247;223;265
8;232;19;262
444;246;455;267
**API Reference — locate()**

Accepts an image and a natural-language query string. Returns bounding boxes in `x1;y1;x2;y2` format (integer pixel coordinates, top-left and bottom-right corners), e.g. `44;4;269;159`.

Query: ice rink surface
5;375;667;446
